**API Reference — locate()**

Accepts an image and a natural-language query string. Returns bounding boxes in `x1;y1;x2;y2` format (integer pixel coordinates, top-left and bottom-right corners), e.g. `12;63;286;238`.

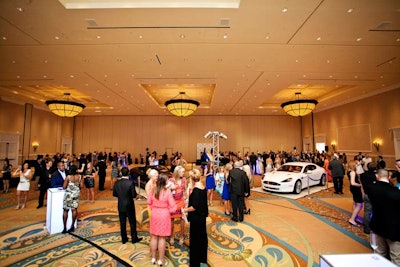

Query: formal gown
188;187;208;267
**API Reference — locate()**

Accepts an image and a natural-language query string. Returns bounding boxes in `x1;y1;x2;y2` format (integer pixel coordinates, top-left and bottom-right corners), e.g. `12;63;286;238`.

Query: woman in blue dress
222;163;232;216
205;161;216;206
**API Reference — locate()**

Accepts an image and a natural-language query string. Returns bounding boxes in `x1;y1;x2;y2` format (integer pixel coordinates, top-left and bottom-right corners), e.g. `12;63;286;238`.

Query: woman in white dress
13;162;32;209
265;156;273;173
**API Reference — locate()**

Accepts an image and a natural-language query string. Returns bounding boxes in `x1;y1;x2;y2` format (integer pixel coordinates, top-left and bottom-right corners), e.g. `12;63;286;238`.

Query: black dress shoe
36;205;43;209
334;192;339;194
61;229;67;234
122;239;128;244
231;217;238;222
132;237;143;244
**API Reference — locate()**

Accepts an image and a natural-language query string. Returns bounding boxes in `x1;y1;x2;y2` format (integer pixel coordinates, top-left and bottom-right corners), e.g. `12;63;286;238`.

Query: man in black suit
96;155;107;191
113;167;142;244
368;168;400;265
228;161;250;222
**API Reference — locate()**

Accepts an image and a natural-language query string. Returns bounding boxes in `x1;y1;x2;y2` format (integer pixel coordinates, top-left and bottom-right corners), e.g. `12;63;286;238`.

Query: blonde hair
173;165;185;179
190;168;201;182
348;161;356;171
225;163;233;171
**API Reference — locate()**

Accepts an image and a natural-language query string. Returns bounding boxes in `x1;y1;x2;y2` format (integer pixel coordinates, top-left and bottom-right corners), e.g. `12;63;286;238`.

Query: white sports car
262;162;327;194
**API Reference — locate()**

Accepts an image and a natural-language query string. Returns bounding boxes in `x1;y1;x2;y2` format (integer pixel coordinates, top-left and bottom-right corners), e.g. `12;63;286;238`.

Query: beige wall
302;88;400;166
1;87;399;164
73;115;301;161
0;99;74;162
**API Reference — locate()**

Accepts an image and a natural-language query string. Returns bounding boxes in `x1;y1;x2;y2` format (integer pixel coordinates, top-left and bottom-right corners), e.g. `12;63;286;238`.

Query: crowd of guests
2;148;400;266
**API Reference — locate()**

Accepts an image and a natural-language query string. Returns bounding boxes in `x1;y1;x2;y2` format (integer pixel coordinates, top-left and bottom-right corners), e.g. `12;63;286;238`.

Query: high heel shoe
246;209;251;215
157;259;168;266
169;237;174;245
15;205;20;210
151;258;157;265
179;236;184;245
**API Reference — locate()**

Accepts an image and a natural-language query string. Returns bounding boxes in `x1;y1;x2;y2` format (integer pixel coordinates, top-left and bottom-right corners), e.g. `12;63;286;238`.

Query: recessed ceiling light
96;35;101;39
2;36;7;40
70;75;74;78
317;37;321;41
223;33;228;39
138;35;143;39
54;36;60;40
354;75;358;79
16;7;23;12
44;60;48;63
326;59;330;63
396;38;400;42
180;34;185;38
16;75;20;78
347;8;353;13
282;7;288;13
356;37;362;42
43;75;47;78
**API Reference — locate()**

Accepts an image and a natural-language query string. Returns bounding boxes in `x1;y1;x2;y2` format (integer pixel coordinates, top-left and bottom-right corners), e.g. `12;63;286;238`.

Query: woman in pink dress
147;173;176;266
168;165;187;245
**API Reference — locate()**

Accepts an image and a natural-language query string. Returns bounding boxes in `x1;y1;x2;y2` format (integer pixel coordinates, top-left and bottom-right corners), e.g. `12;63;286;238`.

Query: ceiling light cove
58;0;241;9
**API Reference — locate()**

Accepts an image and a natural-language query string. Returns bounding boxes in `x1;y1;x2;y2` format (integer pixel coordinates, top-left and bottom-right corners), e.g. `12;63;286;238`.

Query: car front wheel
319;173;327;186
293;180;302;194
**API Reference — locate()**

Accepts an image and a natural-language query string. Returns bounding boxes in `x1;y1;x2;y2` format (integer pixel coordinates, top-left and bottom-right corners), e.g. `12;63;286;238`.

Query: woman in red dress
147;173;176;266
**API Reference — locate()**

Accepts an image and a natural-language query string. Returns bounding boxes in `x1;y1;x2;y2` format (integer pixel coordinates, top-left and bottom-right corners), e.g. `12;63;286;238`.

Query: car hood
263;171;302;182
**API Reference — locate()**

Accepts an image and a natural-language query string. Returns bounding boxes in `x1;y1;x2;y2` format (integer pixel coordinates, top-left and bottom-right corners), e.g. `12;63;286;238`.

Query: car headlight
281;177;293;183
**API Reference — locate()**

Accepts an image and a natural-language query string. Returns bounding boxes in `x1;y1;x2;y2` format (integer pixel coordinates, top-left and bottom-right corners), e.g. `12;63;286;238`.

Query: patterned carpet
0;174;372;267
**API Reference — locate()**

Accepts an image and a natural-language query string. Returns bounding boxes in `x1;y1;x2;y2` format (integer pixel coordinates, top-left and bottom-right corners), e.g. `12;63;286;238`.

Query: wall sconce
331;142;336;152
373;139;381;152
32;141;39;152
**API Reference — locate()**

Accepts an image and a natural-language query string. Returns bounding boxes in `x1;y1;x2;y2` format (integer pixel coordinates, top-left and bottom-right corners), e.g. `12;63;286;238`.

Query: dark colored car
129;165;171;188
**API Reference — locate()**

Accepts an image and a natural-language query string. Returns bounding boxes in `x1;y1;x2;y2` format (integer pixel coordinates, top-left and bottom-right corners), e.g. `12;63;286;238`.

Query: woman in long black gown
184;169;208;267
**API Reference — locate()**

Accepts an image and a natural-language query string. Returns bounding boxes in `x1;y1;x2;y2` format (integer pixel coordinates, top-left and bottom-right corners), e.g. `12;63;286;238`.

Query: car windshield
278;165;303;172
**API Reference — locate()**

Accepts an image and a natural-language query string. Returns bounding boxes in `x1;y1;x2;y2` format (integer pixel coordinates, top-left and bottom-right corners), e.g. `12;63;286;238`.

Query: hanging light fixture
45;92;86;117
165;92;199;117
281;92;318;117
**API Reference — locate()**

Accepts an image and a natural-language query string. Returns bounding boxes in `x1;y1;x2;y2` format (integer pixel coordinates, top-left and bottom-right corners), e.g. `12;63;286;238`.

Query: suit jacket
113;177;137;212
50;170;65;188
228;167;249;196
368;181;400;241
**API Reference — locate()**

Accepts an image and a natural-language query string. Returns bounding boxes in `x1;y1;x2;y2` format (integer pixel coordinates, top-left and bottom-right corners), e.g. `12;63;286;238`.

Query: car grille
263;181;280;186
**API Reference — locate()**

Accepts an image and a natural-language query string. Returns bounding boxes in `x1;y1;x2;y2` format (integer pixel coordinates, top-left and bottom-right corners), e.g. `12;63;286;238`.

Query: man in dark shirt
360;162;377;234
96;156;107;191
328;154;345;194
368;168;400;265
113;167;142;244
228;161;250;222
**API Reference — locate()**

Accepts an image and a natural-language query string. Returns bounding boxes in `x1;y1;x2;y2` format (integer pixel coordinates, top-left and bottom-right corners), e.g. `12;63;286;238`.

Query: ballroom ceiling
0;0;399;116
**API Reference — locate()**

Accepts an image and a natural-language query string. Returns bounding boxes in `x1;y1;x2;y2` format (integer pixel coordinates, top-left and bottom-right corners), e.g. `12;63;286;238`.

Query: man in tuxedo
51;161;66;188
113;167;142;244
36;159;54;208
228;161;250;222
368;168;400;265
96;155;107;191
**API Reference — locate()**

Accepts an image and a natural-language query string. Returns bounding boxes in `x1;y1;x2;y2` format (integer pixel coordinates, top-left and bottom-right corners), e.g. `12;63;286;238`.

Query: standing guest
51;161;66;188
110;160;119;190
62;165;83;233
184;169;208;267
360;162;377;234
249;152;257;175
215;166;225;205
13;162;32;209
83;162;96;203
377;155;386;169
2;158;12;193
242;164;252;215
96;156;107;191
228;161;249;222
36;159;53;209
32;155;44;190
113;167;143;244
147;173;176;266
145;169;159;196
347;162;363;226
328;154;345;194
205;162;215;206
368;168;400;265
222;163;232;216
362;153;372;172
169;165;187;246
323;154;332;182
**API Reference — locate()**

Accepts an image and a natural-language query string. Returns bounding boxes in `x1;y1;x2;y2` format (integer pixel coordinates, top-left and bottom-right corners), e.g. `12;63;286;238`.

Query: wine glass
370;231;378;258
